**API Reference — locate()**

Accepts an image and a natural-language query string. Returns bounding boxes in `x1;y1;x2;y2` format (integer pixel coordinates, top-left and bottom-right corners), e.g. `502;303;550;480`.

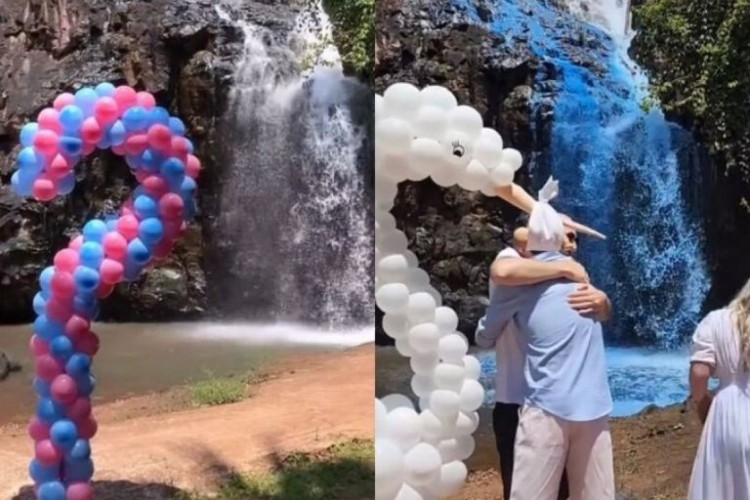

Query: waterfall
458;0;710;347
209;4;374;329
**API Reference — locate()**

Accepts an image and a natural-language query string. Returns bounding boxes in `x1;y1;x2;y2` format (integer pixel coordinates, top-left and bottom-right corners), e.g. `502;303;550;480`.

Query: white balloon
408;323;441;354
455;435;475;461
410;352;439;375
437;438;459;463
376;399;388;436
419;396;431;411
429;390;460;421
404;443;443;486
430;166;460;188
434;461;468;498
378;254;410;283
473;128;504;169
376;438;405;499
414;105;448;141
460;160;489;191
395;336;415;357
385;407;422;450
462;355;482;380
402;250;419;268
383;313;409;340
376;210;397;231
433;363;466;392
438;333;469;363
384;82;423;120
378;230;409;255
489;162;515;187
394;483;424;500
455;411;478;437
378;118;414;155
423;286;444;307
421;85;458;111
380;152;412;183
375;178;398;211
407;292;437;324
502;147;524;171
382;393;416;412
434;307;459;334
409;138;445;178
411;373;435;397
376;283;410;314
442;130;474;169
459;379;485;412
419;409;445;443
446;105;483;139
405;268;431;290
375;94;385;121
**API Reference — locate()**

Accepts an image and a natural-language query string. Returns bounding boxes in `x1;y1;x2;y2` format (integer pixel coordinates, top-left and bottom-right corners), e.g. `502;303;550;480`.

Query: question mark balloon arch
11;83;200;500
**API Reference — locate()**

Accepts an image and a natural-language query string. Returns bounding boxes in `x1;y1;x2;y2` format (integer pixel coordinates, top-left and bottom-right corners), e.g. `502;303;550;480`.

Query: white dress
688;308;750;500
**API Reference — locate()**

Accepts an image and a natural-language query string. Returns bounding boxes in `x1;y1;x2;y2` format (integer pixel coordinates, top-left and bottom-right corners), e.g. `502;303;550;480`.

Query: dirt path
0;345;374;498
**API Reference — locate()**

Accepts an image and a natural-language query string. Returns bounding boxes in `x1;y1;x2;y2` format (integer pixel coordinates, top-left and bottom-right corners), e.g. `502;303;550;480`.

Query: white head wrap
527;177;566;252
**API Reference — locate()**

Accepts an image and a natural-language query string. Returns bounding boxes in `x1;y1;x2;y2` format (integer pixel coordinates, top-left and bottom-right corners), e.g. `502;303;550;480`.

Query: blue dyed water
454;0;713;414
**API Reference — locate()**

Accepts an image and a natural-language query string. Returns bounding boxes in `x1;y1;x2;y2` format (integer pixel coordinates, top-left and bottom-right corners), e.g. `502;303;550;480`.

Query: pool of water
0;322;373;423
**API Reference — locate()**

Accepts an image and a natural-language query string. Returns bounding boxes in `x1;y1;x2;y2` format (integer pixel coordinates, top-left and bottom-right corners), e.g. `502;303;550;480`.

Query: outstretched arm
491;257;589;287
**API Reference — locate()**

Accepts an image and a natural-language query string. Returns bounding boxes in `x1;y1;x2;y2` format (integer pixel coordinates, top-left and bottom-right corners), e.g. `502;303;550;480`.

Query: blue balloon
148;106;170;126
95;82;116;97
59;105;84;133
58;173;76;195
79;241;104;269
50;335;74;361
20;122;39;148
123;258;143;282
125;154;142;170
37;398;65;423
34;315;64;341
39;267;56;292
29;459;60;484
18;146;42;173
74;87;98;117
97;133;112;150
134;194;159;219
123;106;148;132
169;117;186;136
185;138;195;154
74;266;100;293
66;353;91;377
161;158;185;179
33;292;48;316
133;186;146;199
12;171;33;197
33;378;51;398
76;374;96;397
83;220;108;243
108;120;127;146
105;218;118;232
140;149;162;173
127;238;151;265
70;439;91;459
181;176;197;194
59;135;83;157
50;419;78;450
38;481;66;500
64;457;94;482
139;218;164;246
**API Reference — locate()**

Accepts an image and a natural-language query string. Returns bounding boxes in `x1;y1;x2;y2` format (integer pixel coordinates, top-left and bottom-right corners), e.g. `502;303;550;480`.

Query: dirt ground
458;403;700;500
0;345;374;499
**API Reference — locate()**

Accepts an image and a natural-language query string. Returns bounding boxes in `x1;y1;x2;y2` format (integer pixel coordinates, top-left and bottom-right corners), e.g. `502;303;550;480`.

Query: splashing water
457;0;710;347
211;4;373;330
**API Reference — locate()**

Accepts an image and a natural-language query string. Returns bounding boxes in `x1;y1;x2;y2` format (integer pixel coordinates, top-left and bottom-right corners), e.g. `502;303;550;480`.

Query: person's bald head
512;227;532;258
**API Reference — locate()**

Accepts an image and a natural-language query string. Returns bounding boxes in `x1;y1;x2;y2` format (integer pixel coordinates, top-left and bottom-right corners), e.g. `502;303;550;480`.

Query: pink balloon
121;199;135;217
34;130;60;157
114;85;138;113
94;96;119;125
124;134;148;155
30;335;50;356
77;415;98;439
153;239;174;260
76;331;100;357
28;417;51;441
54;248;80;273
47;154;70;180
67;397;92;421
103;232;128;261
97;281;116;298
51;374;78;405
65;315;90;341
35;354;64;382
82;142;96;155
186;154;201;179
134;169;150;184
81;117;102;144
35;439;63;466
38;108;63;134
147;124;172;152
159;193;184;220
136;91;156;110
51;271;76;299
144;176;169;199
46;297;73;323
111;144;126;156
33;177;58;202
163;220;182;240
99;259;124;285
171;137;190;157
53;93;76;111
69;235;84;251
66;482;94;500
116;215;140;241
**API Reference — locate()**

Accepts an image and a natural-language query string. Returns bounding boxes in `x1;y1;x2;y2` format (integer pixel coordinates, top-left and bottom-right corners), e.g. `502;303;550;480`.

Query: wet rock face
375;0;539;343
0;0;299;323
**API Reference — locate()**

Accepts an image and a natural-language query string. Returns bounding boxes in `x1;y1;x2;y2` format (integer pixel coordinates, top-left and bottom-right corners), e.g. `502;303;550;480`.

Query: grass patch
191;369;268;407
189;439;374;500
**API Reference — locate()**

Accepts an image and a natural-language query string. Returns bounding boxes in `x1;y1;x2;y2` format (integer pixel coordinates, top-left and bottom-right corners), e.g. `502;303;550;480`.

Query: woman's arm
689;362;714;424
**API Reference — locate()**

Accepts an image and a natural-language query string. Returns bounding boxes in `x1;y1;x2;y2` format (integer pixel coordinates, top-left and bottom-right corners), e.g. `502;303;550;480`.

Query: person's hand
557;260;590;284
567;284;609;317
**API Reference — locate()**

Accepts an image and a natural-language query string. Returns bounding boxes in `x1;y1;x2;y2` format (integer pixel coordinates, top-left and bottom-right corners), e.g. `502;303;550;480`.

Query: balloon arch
11;83;200;500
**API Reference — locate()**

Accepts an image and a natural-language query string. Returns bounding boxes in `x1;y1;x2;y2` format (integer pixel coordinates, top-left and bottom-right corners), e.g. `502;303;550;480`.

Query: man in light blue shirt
476;222;615;500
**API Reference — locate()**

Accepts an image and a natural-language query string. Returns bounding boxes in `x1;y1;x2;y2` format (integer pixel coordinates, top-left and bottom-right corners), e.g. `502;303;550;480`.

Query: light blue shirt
476;252;612;421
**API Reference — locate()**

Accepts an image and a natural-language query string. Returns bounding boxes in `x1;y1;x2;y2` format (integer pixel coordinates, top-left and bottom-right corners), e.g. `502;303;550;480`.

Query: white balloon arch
374;82;525;499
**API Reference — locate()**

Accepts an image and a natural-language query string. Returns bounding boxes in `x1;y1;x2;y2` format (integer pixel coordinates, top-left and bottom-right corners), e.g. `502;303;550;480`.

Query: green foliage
191;369;266;406
321;0;374;81
634;0;750;178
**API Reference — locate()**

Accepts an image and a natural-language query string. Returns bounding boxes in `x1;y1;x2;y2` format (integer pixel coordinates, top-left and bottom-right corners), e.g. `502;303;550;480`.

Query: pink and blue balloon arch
11;82;201;500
